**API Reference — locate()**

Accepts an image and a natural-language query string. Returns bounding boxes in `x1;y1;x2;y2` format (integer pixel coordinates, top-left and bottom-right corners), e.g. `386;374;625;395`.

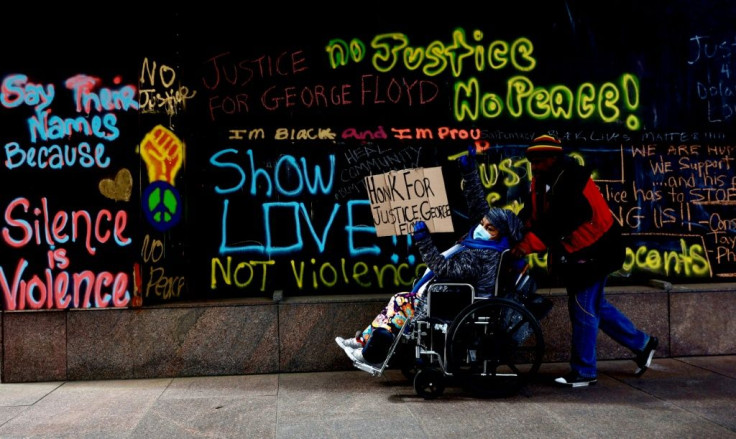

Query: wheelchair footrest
353;361;384;377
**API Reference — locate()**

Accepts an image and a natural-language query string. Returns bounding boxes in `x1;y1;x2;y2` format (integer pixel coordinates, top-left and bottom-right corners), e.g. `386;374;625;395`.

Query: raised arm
458;146;490;224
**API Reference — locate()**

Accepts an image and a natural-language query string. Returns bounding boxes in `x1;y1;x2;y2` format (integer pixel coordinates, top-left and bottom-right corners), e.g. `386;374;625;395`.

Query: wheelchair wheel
413;368;445;399
446;298;544;398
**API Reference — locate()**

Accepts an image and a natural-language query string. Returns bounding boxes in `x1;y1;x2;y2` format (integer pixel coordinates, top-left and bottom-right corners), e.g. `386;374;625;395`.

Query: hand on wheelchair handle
510;244;526;259
413;221;430;240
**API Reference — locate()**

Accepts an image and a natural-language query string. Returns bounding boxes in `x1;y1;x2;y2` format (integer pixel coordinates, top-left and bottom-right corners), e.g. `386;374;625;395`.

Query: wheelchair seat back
495;249;531;299
425;282;475;321
422;250;530;321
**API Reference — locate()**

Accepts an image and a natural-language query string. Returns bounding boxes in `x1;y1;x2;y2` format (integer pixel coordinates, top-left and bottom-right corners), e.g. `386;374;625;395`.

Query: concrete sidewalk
0;356;734;438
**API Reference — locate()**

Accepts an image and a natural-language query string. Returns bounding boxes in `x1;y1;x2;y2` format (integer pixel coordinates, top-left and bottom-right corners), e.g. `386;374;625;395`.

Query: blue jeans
567;276;649;378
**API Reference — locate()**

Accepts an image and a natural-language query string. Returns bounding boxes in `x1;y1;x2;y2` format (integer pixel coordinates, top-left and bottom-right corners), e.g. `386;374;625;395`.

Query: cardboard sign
364;167;453;237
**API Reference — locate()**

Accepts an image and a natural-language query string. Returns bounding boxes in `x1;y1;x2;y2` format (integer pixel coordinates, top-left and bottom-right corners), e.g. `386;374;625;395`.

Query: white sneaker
336;337;381;367
345;347;362;362
348;347;381;367
335;337;362;360
336;336;363;350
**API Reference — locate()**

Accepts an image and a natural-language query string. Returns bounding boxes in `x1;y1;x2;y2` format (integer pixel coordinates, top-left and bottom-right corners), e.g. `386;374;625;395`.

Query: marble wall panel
671;291;736;356
66;305;278;380
3;311;66;383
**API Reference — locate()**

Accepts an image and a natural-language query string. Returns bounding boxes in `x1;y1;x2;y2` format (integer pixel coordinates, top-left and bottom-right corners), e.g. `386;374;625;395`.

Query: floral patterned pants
360;291;421;344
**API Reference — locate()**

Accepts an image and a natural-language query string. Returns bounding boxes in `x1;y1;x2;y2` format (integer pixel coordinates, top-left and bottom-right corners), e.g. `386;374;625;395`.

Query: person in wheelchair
337;147;553;367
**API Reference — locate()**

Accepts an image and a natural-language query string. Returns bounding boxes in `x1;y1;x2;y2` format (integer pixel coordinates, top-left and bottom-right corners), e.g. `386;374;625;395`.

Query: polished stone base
2;284;735;383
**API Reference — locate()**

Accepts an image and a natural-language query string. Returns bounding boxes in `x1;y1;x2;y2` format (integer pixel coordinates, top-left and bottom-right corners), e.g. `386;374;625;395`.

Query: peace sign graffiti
142;181;182;232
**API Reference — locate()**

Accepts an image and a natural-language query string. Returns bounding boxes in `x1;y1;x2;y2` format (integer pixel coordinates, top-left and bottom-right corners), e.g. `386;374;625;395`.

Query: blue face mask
472;224;492;241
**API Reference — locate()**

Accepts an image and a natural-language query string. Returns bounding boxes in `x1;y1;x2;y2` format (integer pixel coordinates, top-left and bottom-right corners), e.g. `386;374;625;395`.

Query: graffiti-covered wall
1;2;735;310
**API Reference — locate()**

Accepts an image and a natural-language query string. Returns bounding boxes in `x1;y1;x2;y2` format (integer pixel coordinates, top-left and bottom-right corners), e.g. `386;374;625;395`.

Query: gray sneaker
336;336;363;350
348;347;381;367
346;347;363;363
335;337;352;357
335;337;365;361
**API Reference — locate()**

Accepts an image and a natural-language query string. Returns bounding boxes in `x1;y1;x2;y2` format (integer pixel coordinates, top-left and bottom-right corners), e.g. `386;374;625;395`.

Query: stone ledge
2;284;735;383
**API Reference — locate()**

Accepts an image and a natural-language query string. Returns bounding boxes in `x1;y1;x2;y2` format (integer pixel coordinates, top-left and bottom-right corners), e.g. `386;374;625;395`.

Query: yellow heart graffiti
99;168;133;201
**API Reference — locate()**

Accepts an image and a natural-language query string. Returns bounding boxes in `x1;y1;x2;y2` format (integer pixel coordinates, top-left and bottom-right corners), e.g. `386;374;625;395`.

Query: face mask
472;224;492;241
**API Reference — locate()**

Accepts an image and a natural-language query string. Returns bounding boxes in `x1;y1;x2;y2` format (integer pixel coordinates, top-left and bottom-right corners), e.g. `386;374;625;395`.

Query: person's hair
484;207;524;242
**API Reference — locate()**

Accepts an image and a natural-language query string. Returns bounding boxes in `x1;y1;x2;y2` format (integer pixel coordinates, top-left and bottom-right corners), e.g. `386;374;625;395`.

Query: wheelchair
352;250;546;399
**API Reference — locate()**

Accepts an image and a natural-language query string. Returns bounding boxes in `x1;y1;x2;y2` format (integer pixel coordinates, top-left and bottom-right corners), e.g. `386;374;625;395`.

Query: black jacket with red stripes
516;156;625;283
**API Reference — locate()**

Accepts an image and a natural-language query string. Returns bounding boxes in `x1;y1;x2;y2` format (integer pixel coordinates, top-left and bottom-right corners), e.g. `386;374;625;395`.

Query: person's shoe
346;347;382;367
634;336;659;377
335;337;356;360
347;347;365;363
336;336;363;350
554;371;597;388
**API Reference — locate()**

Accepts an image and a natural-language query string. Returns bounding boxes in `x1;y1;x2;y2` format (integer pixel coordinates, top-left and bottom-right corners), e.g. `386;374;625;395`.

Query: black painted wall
1;1;734;309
